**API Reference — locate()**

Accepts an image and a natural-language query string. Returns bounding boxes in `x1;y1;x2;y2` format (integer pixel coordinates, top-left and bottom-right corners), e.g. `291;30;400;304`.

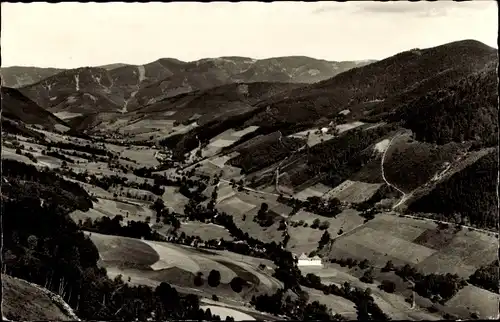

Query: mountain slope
243;40;497;128
17;56;374;116
1;66;65;88
389;64;498;146
1;87;71;132
2;274;80;321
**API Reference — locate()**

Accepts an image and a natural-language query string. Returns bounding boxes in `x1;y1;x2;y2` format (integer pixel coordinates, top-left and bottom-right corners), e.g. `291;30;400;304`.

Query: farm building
296;253;323;267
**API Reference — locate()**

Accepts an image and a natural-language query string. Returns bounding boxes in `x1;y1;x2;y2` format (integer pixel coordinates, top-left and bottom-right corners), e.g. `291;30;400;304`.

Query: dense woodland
391;67;497;147
382;140;464;193
468;260;499;294
407;149;498;229
289;124;398;188
227;136;304;174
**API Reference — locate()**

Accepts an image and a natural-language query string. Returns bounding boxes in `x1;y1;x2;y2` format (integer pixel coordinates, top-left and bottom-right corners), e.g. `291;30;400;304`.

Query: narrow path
380;135;495;234
380;133;407;201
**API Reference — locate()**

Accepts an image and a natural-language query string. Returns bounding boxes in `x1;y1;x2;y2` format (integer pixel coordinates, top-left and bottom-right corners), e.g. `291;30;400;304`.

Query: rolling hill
0;66;65;88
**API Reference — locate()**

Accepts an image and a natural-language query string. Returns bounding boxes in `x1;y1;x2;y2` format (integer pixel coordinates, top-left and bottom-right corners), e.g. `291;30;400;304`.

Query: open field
416;229;498;277
120;148;161;166
446;285;499;319
162;186;189;214
200;305;255;321
322;213;498;278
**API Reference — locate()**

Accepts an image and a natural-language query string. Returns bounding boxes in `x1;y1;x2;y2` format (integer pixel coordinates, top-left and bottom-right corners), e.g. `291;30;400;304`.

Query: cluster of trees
468;260;499;293
1;160;233;321
395;264;467;302
56;148;109;163
46;141;113;158
79;215;166;242
278;195;343;218
251;288;346;321
298;274;390;321
45;150;75;164
57;167;165;196
253;203;279;227
407;150;498;229
2;118;47;140
14;146;38;163
193;270;248;294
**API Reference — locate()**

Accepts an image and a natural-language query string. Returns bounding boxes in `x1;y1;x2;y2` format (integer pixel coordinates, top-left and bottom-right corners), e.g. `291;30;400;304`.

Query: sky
1;1;498;68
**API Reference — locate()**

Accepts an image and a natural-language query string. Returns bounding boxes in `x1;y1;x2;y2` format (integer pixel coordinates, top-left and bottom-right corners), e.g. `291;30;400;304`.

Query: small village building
296;253;323;267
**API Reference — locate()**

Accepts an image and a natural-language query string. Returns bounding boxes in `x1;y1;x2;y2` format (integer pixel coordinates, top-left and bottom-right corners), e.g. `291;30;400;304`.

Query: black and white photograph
0;1;498;321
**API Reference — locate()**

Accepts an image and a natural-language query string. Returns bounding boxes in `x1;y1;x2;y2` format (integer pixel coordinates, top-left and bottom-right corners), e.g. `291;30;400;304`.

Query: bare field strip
209;139;237;148
231;126;260;138
341;227;437;264
217;196;257;216
324;180;383;204
142;240;201;272
446;285;500;319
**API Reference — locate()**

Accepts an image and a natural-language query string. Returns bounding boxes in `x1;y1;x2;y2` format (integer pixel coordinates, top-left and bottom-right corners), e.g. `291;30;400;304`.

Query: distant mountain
1;66;65;88
16;56;375;115
1;87;70;132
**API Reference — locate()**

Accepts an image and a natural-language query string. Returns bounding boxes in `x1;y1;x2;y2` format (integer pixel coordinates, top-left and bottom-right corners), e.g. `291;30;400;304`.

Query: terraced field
87;232;282;299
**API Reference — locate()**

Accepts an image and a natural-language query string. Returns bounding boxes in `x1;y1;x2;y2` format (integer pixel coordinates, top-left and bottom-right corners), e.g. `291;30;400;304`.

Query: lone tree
257;203;269;220
194;272;204;287
379;280;396;293
230;277;246;293
318;230;331;249
382;260;395;272
208;270;221;287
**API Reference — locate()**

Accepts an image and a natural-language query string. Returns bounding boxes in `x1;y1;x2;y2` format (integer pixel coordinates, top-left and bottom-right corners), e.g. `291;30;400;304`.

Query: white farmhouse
296;253;323;267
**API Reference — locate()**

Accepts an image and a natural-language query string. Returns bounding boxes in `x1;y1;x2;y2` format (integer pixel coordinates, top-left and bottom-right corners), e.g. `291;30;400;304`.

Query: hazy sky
1;1;498;68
